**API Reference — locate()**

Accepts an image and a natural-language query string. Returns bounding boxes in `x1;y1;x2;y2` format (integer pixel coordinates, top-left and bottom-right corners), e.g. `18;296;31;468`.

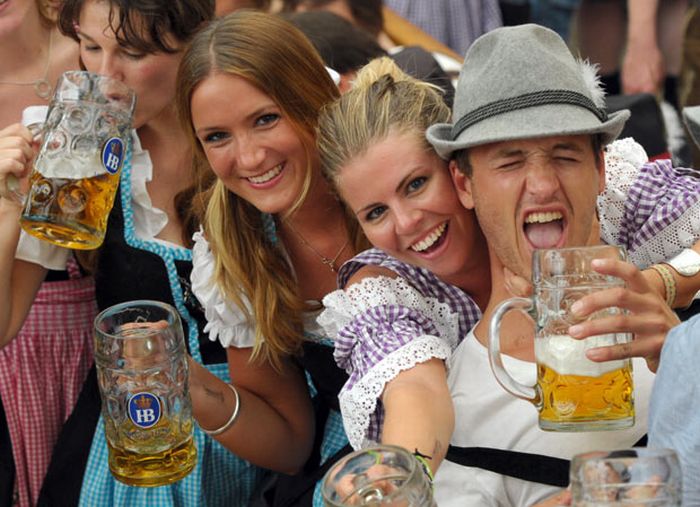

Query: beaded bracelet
202;383;240;436
649;264;677;308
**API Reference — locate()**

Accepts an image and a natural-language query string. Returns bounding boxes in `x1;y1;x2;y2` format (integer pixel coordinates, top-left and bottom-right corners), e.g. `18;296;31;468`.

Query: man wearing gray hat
424;23;700;506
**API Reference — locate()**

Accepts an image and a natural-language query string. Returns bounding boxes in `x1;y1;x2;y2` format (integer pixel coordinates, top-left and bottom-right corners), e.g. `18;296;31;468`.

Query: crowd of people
0;1;699;506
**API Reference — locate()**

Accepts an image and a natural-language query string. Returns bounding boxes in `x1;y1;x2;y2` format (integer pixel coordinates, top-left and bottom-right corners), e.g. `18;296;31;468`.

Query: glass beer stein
571;448;682;506
322;445;436;506
18;71;135;250
488;245;635;432
94;300;197;487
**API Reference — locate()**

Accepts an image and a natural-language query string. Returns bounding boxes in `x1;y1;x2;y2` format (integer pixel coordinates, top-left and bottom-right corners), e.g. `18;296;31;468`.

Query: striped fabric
0;268;97;507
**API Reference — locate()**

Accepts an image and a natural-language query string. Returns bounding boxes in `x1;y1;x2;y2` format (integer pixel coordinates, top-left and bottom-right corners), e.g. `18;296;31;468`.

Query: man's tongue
524;221;563;248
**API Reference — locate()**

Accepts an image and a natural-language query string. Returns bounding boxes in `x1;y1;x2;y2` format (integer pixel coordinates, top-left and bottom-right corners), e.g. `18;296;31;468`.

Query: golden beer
536;334;634;431
20;168;121;250
106;414;197;487
95;302;196;487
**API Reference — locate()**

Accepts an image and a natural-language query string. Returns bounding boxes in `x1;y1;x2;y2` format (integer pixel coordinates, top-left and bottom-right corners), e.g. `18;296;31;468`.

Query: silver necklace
0;31;53;100
286;221;350;273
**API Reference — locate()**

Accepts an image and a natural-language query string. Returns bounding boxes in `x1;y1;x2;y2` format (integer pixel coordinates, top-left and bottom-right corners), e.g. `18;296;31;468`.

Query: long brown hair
177;10;365;368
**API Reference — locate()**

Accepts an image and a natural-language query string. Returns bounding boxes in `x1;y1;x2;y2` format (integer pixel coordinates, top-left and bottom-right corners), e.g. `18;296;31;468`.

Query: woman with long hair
176;10;369;505
0;0;267;504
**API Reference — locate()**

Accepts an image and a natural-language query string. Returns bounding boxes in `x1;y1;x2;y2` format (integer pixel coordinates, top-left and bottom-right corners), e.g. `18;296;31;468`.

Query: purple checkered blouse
318;138;700;450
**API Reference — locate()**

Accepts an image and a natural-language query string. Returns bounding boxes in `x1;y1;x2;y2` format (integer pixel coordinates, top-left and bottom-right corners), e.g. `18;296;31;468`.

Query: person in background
0;0;268;505
0;2;86;506
176;10;369;506
284;10;454;105
382;0;502;56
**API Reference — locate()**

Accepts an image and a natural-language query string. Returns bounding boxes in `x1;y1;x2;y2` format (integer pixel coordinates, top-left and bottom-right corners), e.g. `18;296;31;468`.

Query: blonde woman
176;10;368;505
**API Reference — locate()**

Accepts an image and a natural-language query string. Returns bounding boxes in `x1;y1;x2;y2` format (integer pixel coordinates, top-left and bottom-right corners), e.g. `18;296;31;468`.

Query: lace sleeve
190;230;256;348
598;138;700;268
319;275;460;449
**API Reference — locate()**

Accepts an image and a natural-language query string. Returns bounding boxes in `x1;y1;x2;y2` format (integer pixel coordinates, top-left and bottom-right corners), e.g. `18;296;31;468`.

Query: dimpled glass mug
488;245;635;432
570;448;682;506
94;300;196;487
17;71;135;249
322;445;436;506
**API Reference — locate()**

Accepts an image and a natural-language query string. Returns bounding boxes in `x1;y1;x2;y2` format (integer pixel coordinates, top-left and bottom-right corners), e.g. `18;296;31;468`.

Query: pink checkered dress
0;258;97;507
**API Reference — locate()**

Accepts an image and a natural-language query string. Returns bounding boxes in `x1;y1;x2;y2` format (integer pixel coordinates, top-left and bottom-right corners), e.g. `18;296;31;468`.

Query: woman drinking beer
0;0;275;504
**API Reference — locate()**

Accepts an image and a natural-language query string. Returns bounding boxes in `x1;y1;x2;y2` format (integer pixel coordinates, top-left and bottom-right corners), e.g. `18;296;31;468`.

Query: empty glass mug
94;300;196;487
322;445;435;506
488;245;635;431
571;448;682;506
17;70;135;249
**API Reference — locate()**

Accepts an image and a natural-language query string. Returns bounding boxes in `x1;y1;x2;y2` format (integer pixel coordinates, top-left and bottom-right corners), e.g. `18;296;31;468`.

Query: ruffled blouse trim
339;335;453;449
190;231;257;348
318;275;460;350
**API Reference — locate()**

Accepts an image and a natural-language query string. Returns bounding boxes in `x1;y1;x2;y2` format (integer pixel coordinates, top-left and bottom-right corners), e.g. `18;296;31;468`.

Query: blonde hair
317;57;451;187
177;11;366;368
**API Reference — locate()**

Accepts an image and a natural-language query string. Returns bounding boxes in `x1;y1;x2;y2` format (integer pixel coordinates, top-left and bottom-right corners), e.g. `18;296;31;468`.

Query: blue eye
202;131;228;143
407;176;427;192
255;113;279;127
365;205;387;221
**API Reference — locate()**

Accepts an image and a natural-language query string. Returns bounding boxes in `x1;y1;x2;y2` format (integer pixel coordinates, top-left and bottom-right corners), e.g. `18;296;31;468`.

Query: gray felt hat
683;106;700;150
426;24;630;160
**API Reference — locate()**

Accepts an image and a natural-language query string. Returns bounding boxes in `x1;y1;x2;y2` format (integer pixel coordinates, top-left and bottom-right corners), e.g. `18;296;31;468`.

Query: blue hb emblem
128;392;161;429
102;137;124;174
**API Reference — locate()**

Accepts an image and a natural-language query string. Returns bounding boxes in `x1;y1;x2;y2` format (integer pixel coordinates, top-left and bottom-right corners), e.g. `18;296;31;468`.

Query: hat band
451;90;609;141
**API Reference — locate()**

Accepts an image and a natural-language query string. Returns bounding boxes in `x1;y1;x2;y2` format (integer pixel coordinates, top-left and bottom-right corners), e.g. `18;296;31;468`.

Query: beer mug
322;445;436;506
94;300;197;487
488;245;635;432
17;70;135;250
571;448;682;506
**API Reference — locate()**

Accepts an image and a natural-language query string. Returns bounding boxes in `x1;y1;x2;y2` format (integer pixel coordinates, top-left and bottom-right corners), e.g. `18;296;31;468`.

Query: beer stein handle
6;122;42;205
487;297;540;405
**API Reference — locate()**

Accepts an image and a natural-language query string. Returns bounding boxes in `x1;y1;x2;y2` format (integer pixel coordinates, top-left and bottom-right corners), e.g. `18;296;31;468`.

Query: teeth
248;164;282;184
411;223;447;252
525;211;563;224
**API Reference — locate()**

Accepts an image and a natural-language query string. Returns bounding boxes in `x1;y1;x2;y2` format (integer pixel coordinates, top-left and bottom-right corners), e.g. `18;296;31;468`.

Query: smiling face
191;72;311;214
76;0;183;129
452;135;604;278
337;129;480;284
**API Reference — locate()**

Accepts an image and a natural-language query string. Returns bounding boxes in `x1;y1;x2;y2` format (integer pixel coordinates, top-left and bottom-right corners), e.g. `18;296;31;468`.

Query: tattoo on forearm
203;385;225;404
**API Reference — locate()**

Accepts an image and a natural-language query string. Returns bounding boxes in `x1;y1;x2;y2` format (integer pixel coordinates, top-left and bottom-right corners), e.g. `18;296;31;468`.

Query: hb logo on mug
128;392;162;429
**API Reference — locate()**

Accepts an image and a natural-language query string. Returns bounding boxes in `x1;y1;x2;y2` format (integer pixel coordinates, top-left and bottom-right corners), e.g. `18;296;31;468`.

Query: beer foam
36;152;104;179
535;334;627;377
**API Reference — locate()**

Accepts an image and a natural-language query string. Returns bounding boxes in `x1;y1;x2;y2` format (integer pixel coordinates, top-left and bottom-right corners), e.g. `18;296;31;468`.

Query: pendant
322;258;337;272
34;79;53;100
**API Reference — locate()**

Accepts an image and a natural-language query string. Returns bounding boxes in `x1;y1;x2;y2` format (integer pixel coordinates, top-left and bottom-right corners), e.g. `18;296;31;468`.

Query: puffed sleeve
599;138;700;268
318;275;460;449
190;230;257;348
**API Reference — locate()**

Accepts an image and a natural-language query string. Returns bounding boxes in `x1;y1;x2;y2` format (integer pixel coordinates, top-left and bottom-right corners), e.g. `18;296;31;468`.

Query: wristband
201;383;240;436
413;449;434;484
649;264;677;308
